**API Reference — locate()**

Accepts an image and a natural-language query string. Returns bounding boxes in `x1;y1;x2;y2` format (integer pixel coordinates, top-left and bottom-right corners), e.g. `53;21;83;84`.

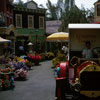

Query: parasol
0;37;11;43
46;32;69;42
27;42;33;46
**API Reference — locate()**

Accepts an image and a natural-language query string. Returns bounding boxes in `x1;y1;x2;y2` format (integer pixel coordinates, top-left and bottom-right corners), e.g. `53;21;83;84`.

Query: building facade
94;0;100;22
13;1;46;53
0;0;16;54
0;0;13;26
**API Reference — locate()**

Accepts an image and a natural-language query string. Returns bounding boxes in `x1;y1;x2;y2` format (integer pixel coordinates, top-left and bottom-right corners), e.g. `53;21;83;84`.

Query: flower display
14;68;28;79
0;68;12;74
40;53;46;61
13;56;32;69
46;52;55;60
52;53;67;67
0;72;15;90
14;57;25;62
27;54;41;65
13;62;28;70
13;62;28;79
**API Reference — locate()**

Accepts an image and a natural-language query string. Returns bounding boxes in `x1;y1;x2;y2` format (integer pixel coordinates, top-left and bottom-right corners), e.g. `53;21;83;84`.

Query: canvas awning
46;32;69;42
0;37;11;43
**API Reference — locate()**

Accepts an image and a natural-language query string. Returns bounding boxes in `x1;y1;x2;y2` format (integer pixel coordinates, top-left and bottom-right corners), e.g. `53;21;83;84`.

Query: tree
59;0;88;31
56;0;64;19
46;0;58;20
86;7;94;18
46;0;94;31
46;0;76;20
14;0;24;7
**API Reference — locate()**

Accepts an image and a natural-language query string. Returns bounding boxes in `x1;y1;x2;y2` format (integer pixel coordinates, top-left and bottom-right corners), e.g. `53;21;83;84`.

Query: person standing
18;44;24;56
62;45;68;54
4;44;12;58
82;41;98;59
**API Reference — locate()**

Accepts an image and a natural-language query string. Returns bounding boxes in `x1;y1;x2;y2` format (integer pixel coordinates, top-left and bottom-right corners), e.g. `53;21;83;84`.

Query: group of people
4;42;26;58
4;40;98;59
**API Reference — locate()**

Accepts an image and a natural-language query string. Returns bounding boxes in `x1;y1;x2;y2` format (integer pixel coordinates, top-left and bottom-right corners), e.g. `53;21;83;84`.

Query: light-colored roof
68;24;100;29
46;20;62;34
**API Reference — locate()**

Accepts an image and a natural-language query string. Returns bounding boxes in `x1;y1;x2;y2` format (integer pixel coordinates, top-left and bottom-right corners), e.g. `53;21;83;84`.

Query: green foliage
46;0;93;31
52;58;60;67
59;4;88;31
14;0;24;7
52;53;67;67
46;0;58;20
46;0;76;20
46;52;55;60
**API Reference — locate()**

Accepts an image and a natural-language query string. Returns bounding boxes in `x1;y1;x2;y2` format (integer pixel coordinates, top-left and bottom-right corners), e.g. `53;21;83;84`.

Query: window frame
28;15;34;29
15;14;22;28
39;16;44;29
97;4;100;16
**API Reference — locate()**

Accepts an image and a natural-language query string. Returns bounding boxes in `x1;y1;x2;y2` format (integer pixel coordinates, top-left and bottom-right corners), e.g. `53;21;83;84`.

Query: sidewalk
0;61;56;100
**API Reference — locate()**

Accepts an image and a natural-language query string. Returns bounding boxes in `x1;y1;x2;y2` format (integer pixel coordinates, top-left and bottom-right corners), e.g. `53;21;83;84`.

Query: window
28;15;34;28
16;14;22;28
97;4;100;16
39;16;44;29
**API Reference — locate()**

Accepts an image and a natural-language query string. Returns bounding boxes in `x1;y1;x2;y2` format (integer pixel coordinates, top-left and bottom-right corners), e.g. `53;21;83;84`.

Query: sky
14;0;97;9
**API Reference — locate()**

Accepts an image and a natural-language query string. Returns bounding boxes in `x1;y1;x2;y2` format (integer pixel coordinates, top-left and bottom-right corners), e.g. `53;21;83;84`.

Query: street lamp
35;29;39;52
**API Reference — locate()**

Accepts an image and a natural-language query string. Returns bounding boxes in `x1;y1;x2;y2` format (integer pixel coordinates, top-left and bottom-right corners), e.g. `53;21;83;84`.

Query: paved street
0;61;56;100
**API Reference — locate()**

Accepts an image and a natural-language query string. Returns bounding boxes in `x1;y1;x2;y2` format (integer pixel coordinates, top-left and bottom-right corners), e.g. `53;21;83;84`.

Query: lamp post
35;29;38;52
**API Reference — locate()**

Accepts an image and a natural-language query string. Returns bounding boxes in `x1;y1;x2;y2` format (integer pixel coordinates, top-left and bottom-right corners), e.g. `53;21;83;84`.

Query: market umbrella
0;37;11;43
46;32;69;42
46;32;69;54
27;42;33;46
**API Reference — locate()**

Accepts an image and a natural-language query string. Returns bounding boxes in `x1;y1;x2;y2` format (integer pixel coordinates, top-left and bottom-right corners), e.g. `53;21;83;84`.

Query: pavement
0;61;56;100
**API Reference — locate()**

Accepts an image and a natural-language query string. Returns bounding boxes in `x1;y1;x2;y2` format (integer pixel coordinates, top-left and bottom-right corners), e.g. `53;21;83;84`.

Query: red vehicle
55;24;100;100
